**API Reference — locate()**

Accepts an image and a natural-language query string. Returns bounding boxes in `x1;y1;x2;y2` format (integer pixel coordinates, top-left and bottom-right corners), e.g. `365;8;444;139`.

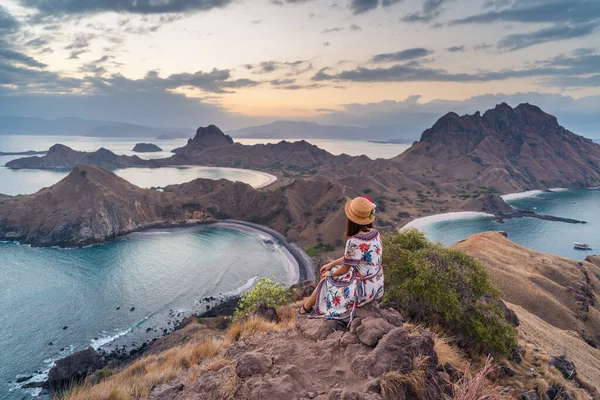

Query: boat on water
574;242;593;251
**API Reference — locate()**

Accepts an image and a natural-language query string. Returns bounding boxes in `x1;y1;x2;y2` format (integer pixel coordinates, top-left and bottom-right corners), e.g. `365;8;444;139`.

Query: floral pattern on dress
314;229;384;323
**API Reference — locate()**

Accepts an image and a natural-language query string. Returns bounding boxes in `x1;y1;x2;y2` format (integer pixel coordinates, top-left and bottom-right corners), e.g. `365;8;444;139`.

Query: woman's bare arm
319;256;344;275
321;263;351;279
331;264;351;277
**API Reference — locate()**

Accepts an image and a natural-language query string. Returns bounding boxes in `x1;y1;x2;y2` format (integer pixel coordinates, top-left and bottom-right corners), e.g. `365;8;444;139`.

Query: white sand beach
401;211;495;231
501;190;544;201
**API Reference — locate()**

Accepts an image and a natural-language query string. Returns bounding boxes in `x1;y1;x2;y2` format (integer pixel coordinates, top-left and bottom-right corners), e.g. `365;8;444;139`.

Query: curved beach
212;220;316;282
178;165;277;188
401;211;495;231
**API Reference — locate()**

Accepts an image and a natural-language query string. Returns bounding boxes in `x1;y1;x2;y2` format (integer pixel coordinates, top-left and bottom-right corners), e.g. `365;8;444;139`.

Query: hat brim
344;200;375;225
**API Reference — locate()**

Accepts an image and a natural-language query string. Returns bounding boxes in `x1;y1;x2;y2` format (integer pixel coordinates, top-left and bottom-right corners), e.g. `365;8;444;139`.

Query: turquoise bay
422;190;600;260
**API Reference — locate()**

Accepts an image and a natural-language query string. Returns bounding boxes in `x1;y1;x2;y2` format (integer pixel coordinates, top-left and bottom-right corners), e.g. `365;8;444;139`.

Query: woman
298;196;384;324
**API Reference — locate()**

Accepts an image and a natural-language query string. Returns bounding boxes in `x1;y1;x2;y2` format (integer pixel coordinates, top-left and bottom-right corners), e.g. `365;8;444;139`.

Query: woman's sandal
298;304;312;315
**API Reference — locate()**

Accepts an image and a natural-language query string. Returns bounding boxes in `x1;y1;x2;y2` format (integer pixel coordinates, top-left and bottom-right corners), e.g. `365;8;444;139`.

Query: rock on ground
149;302;444;400
48;348;105;391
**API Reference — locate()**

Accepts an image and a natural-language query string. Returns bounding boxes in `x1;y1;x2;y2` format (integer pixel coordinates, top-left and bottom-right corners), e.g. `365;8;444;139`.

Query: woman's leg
302;287;318;311
299;278;324;314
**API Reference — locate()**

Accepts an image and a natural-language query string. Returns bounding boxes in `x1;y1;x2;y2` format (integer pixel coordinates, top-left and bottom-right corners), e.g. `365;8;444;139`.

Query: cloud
350;0;403;15
64;33;96;59
450;0;600;50
18;0;234;16
270;78;296;86
322;27;343;33
0;5;19;33
402;0;452;23
0;44;47;68
349;24;362;31
103;68;261;94
447;45;465;52
270;0;317;5
311;48;600;87
371;47;432;63
451;0;600;25
498;23;599;51
245;59;313;75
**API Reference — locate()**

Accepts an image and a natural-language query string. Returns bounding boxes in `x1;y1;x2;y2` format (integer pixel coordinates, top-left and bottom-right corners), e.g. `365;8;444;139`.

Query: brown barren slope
453;232;600;388
453;232;600;337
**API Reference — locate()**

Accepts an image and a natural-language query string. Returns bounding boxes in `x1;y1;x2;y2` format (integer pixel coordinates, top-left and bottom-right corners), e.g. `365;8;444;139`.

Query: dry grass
434;335;470;372
500;346;590;400
449;356;513;400
62;315;287;400
380;355;429;400
276;301;301;329
225;315;282;342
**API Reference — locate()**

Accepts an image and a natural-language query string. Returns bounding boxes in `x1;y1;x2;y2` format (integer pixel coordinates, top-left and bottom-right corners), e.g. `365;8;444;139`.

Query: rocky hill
5;144;151;169
0;164;167;246
394;103;600;193
171;125;234;156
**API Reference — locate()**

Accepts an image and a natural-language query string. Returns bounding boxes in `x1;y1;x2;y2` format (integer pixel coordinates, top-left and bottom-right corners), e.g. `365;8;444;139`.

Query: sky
1;0;599;136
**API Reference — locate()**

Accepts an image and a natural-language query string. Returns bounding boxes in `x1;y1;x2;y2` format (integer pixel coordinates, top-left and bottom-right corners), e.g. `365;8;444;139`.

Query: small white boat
574;242;593;251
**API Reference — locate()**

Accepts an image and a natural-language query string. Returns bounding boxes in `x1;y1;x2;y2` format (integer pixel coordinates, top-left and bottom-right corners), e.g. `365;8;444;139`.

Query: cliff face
394;103;600;192
6;144;151;169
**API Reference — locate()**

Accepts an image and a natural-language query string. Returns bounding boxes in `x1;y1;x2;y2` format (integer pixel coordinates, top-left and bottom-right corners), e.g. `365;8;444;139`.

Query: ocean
422;190;600;260
0;225;296;399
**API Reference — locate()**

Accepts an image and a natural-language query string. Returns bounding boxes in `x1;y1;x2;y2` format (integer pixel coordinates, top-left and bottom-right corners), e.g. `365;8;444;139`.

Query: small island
132;143;163;153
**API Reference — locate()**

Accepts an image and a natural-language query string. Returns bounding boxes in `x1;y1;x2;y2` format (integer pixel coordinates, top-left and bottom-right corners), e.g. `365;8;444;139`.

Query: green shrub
382;229;516;356
234;278;290;319
95;368;113;382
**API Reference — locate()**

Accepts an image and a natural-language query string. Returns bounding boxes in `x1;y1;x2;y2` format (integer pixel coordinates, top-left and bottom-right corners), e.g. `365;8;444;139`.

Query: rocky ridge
393;103;600;192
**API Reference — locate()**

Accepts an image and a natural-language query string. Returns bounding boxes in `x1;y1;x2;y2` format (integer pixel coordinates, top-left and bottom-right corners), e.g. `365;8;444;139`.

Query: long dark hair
345;218;373;237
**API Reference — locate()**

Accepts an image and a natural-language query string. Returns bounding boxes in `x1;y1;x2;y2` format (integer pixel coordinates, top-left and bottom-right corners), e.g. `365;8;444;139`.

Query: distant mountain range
0;116;190;138
228;121;416;142
0;116;419;142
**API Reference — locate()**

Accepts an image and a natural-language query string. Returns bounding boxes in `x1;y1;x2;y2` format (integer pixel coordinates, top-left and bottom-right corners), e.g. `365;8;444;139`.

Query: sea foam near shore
401;212;495;231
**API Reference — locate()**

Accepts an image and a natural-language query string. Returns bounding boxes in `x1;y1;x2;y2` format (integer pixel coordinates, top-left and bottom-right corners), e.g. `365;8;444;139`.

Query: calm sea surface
422;190;600;260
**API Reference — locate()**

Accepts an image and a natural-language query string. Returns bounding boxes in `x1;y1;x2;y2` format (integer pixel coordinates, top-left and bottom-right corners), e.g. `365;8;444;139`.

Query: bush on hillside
382;229;517;356
234;278;290;320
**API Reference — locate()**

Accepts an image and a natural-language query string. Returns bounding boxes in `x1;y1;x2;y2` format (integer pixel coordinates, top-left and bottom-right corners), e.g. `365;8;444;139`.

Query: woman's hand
319;263;332;275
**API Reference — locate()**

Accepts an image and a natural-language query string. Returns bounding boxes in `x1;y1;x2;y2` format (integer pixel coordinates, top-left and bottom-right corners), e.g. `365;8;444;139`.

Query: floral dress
314;229;384;323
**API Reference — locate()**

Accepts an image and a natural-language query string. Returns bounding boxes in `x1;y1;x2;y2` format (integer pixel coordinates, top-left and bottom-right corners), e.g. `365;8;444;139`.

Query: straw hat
344;196;375;225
